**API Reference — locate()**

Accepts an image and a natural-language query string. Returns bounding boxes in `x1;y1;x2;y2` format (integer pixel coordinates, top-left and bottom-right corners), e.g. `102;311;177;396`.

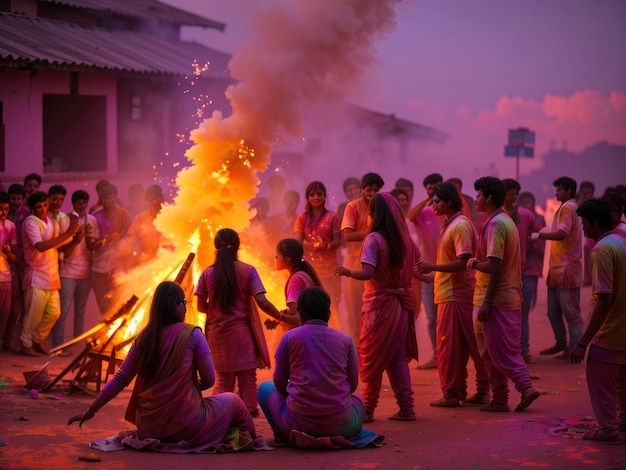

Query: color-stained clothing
195;260;270;413
22;215;60;290
98;323;255;452
91;207;131;274
410;206;442;264
473;209;522;310
515;207;543;273
434;213;476;304
257;319;363;439
433;213;487;401
0;219;16;282
589;233;626;351
341;198;371;343
547;199;583;289
358;195;419;415
195;261;270;371
585;232;626;437
294;210;342;327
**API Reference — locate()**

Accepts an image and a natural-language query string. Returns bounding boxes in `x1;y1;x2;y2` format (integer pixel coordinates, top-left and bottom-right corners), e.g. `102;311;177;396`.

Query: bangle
483;299;493;303
577;341;588;348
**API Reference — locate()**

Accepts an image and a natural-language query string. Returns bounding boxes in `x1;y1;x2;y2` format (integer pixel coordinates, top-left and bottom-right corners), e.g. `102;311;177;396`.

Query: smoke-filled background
169;0;626;203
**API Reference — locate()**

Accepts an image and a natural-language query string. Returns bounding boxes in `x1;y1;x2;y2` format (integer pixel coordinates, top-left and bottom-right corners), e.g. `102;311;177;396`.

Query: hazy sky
165;0;626;183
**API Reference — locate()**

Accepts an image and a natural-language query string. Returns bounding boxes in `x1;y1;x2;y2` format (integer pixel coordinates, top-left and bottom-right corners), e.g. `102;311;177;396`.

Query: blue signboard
504;145;534;158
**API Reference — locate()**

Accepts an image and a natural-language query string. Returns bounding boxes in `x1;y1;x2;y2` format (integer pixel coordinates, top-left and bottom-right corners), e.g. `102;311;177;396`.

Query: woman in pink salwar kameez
195;228;283;416
67;281;256;453
335;192;424;423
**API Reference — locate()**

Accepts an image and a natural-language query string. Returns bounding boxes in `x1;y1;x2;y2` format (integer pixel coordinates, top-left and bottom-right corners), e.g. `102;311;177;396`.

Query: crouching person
258;287;364;446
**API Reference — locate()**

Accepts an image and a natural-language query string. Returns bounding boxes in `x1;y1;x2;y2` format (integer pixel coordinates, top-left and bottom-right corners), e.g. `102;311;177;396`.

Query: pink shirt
473;209;522;310
411;206;443;263
294;210;340;278
21;215;60;290
547;199;583;289
590;233;626;351
434;213;476;304
515;207;544;274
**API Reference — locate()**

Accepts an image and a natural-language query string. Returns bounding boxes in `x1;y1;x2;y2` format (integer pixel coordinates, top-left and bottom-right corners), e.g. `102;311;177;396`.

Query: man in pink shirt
407;173;444;369
467;177;540;413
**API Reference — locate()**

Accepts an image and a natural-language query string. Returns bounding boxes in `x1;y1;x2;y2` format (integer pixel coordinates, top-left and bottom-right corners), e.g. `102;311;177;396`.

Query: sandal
480;401;510;412
388;410;416;421
514;388;540;412
462;393;490;405
582;429;621;445
430;398;460;407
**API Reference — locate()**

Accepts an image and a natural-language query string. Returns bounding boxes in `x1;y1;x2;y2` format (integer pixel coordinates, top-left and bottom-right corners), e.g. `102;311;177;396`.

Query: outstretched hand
67;408;95;427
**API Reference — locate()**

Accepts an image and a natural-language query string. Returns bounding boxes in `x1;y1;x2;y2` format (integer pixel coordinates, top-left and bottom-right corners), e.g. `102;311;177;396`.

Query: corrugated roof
39;0;226;30
0;12;232;78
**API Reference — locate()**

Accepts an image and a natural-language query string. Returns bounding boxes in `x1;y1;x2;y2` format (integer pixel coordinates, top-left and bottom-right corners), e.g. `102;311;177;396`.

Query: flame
103;0;402;359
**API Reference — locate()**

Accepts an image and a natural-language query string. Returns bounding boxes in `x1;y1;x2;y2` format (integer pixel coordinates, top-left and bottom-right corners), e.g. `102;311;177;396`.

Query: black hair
136;281;186;386
423;173;443;187
369;193;403;266
434;182;462;212
553;176;577;195
0;191;9;205
501;178;521;192
304;181;327;216
474;177;506;208
71;190;90;204
297;287;331;323
276;238;323;287
8;184;25;198
27;191;49;209
48;184;67;197
23;173;42;186
576;199;613;232
211;228;241;313
390;188;408;200
361;172;384;189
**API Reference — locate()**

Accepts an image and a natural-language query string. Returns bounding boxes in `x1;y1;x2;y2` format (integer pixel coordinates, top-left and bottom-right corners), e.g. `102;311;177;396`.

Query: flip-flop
514;389;540;412
480;401;510;412
582;429;621;445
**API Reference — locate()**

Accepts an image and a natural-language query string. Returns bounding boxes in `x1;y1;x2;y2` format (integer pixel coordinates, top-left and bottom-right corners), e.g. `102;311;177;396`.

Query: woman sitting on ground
68;281;256;452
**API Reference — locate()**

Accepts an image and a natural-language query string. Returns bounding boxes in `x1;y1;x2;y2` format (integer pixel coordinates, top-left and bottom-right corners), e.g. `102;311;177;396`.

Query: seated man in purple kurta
258;287;365;447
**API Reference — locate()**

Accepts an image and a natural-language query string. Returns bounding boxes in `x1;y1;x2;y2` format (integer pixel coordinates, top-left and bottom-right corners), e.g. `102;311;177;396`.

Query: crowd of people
0;174;166;357
1;169;625;449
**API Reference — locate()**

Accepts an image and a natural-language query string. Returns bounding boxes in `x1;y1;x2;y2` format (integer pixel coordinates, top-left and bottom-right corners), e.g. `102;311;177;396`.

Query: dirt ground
1;283;624;470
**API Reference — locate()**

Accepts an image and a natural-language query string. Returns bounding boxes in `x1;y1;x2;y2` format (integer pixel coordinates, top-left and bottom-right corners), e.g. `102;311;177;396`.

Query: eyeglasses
177;299;187;306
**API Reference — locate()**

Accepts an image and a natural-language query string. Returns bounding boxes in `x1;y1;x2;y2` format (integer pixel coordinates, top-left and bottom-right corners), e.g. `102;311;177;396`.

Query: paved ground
1;283;624;469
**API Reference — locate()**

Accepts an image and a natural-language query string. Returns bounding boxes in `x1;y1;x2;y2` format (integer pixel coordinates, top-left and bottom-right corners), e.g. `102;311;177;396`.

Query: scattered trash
23;362;51;390
27;389;39;399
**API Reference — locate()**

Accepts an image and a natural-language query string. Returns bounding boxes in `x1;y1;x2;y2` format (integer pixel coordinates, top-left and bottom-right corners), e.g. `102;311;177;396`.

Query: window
42;94;107;172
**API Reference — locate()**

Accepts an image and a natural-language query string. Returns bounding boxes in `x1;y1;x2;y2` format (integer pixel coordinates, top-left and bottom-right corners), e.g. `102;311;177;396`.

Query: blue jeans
51;277;91;347
520;276;538;356
546;287;583;350
421;282;438;354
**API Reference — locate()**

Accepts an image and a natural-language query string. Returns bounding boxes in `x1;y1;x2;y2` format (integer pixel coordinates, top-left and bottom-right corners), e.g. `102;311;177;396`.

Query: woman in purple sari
67;281;256;452
335;192;422;423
